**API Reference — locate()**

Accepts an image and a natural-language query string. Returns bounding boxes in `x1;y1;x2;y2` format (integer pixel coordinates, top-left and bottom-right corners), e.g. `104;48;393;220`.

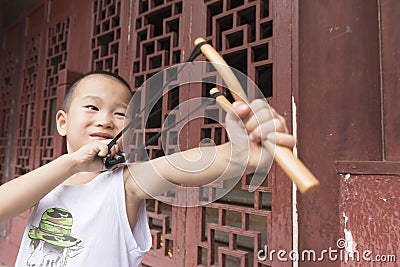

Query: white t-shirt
15;168;151;267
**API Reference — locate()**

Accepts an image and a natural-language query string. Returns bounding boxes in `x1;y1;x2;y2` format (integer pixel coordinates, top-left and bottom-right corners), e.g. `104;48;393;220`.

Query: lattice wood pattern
131;0;184;162
204;0;273;100
129;0;184;264
127;0;276;266
91;0;122;73
14;35;41;177
198;204;272;266
194;1;274;266
38;19;70;166
0;50;17;184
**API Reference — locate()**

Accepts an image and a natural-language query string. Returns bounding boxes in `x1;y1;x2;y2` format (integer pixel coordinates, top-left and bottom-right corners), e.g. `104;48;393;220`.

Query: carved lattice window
130;0;184;261
91;0;122;73
0;50;16;184
128;1;275;265
14;35;41;177
39;19;70;166
130;0;183;159
195;0;274;266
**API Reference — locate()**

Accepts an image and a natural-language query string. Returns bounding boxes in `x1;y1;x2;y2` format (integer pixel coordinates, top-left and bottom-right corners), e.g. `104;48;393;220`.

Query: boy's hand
70;141;119;173
226;99;296;174
232;100;295;147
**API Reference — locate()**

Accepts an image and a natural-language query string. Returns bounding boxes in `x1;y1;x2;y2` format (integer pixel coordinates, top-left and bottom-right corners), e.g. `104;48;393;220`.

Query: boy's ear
56;110;67;136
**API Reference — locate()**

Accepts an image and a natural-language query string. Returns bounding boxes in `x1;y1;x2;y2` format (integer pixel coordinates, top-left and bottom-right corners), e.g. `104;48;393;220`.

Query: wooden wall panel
381;0;400;161
298;0;382;266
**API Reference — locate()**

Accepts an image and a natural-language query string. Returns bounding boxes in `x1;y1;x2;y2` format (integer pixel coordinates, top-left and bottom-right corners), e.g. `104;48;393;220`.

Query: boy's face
56;74;132;153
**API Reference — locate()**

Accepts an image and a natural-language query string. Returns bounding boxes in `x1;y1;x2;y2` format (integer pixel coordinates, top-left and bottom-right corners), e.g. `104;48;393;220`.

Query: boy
0;71;295;266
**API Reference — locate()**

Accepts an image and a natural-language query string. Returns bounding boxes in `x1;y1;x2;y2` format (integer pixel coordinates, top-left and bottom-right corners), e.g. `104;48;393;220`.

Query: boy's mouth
90;132;114;140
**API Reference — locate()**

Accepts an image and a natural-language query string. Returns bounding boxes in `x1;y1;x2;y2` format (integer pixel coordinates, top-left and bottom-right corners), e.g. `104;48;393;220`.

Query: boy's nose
96;120;114;128
95;115;115;129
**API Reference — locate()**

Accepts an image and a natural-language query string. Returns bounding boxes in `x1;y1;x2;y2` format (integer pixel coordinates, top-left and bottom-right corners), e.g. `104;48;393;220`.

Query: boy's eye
115;112;126;117
86;105;99;111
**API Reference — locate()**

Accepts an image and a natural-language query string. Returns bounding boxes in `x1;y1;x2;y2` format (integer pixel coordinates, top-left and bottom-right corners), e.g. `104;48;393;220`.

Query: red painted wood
13;2;46;179
336;161;400;176
380;0;400;161
339;172;399;267
297;1;384;267
0;22;22;185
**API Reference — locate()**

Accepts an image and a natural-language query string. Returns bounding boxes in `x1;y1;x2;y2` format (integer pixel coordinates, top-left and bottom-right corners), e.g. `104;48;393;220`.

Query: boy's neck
63;171;103;186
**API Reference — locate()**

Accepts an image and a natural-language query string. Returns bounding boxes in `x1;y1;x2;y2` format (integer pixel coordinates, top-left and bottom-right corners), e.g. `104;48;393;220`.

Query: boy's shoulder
123;166;149;200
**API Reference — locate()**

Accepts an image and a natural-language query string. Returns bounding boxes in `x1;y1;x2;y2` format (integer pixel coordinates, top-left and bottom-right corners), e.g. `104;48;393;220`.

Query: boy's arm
0;142;109;223
124;142;235;198
123;99;296;229
123;142;239;228
124;100;296;199
0;155;76;222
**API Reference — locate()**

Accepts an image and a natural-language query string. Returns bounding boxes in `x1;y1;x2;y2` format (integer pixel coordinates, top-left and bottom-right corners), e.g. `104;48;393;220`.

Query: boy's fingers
228;99;293;146
249;119;278;141
245;108;274;133
97;143;109;157
94;139;120;158
267;132;296;149
245;100;280;131
110;144;119;156
225;104;250;149
249;98;271;111
247;113;289;141
230;101;251;119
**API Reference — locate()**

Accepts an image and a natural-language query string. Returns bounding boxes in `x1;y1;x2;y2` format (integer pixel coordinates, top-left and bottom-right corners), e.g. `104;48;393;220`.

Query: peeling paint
343;212;348;225
345;173;351;181
343;212;357;261
329;25;352;40
343;228;355;261
339;173;400;264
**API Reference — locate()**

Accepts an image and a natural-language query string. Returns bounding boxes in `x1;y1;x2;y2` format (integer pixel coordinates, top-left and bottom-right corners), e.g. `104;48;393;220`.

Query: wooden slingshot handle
196;37;320;194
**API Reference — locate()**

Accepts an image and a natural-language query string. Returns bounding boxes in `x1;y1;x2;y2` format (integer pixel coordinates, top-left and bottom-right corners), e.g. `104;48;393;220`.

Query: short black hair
62;70;133;112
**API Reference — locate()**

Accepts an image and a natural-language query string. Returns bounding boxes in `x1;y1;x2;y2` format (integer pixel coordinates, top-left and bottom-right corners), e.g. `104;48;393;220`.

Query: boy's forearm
0;154;77;223
155;142;234;184
127;142;247;196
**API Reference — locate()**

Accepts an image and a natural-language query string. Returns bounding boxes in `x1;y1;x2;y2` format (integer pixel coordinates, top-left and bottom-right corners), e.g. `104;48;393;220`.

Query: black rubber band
195;41;209;49
210;91;222;98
